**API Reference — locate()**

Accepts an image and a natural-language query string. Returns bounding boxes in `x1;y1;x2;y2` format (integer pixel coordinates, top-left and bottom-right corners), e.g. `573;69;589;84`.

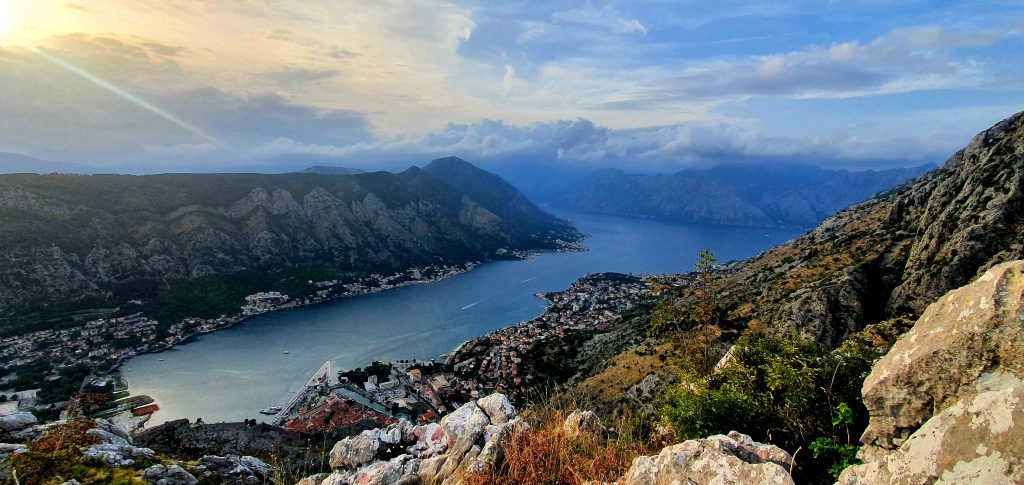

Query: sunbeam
32;47;223;146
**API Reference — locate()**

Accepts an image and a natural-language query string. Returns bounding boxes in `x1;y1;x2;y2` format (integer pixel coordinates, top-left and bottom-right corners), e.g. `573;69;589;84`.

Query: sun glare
0;7;10;35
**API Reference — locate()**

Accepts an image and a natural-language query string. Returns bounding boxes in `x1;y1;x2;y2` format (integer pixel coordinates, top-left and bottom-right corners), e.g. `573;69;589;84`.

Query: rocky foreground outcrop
299;393;795;485
302;392;519;485
839;260;1024;484
617;431;795;485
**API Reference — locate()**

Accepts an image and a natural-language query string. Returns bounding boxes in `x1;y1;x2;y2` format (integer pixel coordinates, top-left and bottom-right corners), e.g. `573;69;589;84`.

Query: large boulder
142;463;198;485
195;455;272;483
617;431;794;485
860;261;1024;450
839;260;1024;483
0;411;37;438
438;402;490;447
839;373;1024;484
330;430;382;468
83;419;155;467
476;393;514;425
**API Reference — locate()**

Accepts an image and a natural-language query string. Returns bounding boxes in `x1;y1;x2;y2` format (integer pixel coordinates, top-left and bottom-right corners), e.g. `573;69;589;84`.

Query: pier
271;361;331;425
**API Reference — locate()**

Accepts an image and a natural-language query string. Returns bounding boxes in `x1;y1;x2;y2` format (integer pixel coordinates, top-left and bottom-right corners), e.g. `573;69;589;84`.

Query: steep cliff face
715;110;1024;345
0;160;579;322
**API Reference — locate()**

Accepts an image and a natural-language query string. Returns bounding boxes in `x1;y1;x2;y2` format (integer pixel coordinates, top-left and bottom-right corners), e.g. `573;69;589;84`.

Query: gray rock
840;372;1024;484
563;409;604;438
860;260;1024;450
476;393;515;425
198;454;271;482
617;431;794;485
153;464;198;485
0;411;37;432
438;402;490;447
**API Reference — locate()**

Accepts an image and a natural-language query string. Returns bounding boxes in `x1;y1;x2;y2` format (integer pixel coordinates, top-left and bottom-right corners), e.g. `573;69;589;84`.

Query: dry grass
571;342;676;411
467;404;661;485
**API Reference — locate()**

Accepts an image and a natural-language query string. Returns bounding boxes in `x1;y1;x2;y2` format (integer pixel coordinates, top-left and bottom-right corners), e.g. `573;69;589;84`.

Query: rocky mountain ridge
553;163;931;228
0;157;579;331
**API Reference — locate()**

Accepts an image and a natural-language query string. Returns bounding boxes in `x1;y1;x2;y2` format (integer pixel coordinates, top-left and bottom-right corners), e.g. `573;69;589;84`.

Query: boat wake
461;298;489;310
520;276;538;283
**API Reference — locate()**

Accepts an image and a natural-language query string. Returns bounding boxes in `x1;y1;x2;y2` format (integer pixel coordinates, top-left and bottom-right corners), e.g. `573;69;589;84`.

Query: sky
0;0;1022;174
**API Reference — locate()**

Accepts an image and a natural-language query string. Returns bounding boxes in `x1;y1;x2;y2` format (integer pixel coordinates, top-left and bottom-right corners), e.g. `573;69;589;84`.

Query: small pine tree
650;249;720;374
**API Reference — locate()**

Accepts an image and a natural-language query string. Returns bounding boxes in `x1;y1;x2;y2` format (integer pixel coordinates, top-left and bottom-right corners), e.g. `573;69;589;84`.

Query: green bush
655;332;884;484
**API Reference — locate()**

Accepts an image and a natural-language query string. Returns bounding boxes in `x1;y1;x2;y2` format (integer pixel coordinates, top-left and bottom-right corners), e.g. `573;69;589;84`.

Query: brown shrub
467;404;659;485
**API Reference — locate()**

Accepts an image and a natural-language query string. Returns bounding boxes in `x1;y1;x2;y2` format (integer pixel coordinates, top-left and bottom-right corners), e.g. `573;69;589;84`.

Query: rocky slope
554;163;931;228
552;111;1023;416
0;157;579;330
705;111;1024;345
838;260;1024;484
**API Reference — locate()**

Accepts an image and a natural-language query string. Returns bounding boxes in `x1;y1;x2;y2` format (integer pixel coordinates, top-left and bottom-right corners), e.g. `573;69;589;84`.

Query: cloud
255;68;340;87
551;6;648;35
0;34;372;164
243;116;961;174
570;23;1020;111
141;42;188;58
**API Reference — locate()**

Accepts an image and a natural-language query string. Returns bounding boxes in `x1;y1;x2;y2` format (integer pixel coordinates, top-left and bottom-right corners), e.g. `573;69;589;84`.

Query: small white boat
260;406;282;415
283;351;290;354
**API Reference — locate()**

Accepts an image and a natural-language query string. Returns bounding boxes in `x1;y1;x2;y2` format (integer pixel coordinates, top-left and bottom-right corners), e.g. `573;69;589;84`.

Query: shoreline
120;243;587;427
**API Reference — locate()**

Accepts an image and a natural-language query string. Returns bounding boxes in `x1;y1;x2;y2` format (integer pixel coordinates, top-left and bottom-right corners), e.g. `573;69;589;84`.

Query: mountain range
552;163;932;228
0;157;579;330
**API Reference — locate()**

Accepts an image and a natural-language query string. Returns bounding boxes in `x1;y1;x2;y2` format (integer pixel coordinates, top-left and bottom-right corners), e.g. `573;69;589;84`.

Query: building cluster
307;273;655;426
2;261;482;392
241;291;292;315
446;273;653;403
0;313;158;369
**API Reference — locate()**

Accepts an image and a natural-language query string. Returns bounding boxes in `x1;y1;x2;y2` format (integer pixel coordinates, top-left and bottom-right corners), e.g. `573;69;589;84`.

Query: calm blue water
124;211;800;425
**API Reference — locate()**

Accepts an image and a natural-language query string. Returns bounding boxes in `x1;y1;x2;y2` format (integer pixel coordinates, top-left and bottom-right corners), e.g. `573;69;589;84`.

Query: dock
271;360;332;425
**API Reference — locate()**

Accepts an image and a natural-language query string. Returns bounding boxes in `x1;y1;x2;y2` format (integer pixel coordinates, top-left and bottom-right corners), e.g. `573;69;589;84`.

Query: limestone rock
617;431;794;485
418;454;448;485
476;393;515;425
438;402;490;447
196;455;272;483
350;460;405;485
330;430;382;468
563;409;604;438
0;411;37;433
860;260;1024;449
83;419;155;467
839;372;1024;484
142;463;198;485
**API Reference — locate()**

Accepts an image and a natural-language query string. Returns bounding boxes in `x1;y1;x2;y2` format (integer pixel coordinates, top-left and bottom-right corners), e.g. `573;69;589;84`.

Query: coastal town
0;237;588;427
265;272;656;431
0;260;491;421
